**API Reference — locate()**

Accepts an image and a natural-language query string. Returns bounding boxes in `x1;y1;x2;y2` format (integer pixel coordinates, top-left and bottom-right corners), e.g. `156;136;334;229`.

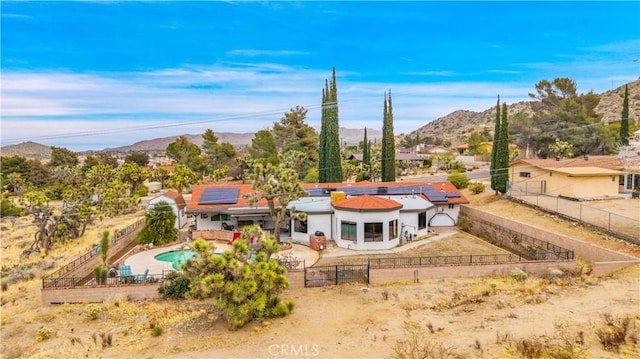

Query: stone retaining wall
42;283;162;305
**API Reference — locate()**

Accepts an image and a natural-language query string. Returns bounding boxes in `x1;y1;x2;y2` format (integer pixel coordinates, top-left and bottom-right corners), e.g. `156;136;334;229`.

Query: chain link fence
509;182;639;243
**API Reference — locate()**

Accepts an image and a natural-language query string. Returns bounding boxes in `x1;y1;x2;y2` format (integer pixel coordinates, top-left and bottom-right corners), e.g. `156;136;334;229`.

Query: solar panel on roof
306;188;326;196
198;188;240;205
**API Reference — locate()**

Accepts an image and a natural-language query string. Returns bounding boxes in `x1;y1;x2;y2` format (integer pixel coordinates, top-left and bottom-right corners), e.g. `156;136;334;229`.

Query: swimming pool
154;249;197;270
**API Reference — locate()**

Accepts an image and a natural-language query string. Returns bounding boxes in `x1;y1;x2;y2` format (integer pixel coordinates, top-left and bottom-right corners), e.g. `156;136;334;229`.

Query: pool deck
124;241;320;275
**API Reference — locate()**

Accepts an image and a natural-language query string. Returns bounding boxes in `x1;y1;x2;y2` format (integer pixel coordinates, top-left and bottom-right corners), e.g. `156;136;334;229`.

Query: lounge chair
134;268;149;283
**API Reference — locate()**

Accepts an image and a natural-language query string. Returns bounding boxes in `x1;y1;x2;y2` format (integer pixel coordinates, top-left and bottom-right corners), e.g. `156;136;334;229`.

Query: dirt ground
1;190;639;358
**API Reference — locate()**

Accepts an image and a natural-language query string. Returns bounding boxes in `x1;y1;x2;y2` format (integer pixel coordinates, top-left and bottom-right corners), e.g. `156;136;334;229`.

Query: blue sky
2;1;639;151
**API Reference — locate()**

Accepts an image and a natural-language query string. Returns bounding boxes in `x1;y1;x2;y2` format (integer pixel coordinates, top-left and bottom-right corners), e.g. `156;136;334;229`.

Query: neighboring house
147;190;188;229
419;144;453;155
348;152;424;166
187;181;468;250
508;156;636;199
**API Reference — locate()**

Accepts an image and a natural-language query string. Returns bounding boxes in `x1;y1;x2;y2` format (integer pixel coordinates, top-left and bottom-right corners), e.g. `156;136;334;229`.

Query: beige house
509;156;628;199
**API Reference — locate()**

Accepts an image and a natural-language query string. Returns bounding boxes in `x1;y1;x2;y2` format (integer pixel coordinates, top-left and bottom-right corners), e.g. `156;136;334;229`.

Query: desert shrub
135;183;149;197
86;304;102;320
151;325;163;337
158;272;191;299
510;268;528;282
509;322;588;359
35;327;54;342
596;313;631;353
93;265;108;285
390;321;463;359
457;218;472;232
1;195;23;217
303;170;318;183
468;182;486;194
447;173;470;189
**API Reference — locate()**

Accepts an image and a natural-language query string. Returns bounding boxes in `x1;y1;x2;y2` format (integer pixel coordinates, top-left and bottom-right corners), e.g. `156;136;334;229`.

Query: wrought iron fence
368;253;524;268
305;264;369;287
466;216;575;260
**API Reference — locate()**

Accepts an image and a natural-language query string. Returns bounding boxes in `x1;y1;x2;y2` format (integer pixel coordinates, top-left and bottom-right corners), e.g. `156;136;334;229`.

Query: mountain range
2;79;638;159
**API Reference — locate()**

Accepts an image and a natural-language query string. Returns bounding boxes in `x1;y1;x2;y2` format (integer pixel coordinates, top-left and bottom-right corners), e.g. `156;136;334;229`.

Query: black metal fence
462;215;575;261
368;253;524;268
305;264;369;287
278;259;305;271
44;218;145;281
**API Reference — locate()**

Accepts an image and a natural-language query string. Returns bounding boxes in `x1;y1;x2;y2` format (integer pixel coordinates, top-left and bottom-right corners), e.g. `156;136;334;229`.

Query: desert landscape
1;190;639;358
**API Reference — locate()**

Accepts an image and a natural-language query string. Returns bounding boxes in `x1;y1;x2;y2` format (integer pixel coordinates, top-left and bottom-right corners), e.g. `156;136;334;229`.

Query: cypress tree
318;83;328;182
490;95;501;192
620;84;630;146
495;102;510;194
363;127;371;167
319;67;342;182
381;90;396;182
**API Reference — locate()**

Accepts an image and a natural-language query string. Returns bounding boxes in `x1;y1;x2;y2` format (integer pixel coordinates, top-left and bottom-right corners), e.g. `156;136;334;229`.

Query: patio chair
119;265;133;283
134;268;149;283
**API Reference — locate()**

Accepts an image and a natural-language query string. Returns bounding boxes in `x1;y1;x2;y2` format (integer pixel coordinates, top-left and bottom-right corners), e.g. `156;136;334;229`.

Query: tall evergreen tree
495;102;510;194
620;84;630;146
362;127;371;167
381;90;396;182
318;67;343;182
318;84;328;182
490;96;501;192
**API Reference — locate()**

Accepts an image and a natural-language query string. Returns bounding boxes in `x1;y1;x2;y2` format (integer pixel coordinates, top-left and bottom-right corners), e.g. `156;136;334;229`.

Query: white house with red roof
187;181;468;250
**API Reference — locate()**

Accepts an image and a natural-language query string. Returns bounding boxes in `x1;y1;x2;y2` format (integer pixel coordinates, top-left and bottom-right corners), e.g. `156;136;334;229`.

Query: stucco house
147;190;188;229
508;155;636;199
187;181;468;250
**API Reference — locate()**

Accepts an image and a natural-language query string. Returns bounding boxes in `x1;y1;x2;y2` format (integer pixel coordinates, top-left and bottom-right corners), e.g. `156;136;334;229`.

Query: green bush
303;170;318;183
135;183;149;197
447;173;470;189
468;182;486;194
36;327;54;342
158;272;191;299
86;304;102;320
0;195;22;217
510;268;528;282
151;325;163;337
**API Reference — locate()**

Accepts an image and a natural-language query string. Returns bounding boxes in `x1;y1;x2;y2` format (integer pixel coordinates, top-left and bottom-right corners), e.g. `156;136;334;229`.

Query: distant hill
409;78;640;146
3;79;637;158
103;127;383;153
0;141;52;160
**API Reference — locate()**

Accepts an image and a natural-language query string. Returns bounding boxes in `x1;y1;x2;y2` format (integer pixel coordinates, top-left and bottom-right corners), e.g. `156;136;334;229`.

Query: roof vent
583;154;589;161
555;156;560;161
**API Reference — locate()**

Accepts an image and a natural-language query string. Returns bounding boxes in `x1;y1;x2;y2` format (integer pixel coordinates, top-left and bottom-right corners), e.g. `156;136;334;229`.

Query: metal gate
305;264;369;287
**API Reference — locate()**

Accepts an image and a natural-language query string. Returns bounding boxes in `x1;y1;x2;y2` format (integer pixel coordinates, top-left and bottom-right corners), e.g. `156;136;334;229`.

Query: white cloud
227;49;309;57
0;58;629;150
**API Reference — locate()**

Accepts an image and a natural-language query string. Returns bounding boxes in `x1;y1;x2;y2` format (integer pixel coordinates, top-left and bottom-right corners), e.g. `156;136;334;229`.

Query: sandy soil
1;191;639;358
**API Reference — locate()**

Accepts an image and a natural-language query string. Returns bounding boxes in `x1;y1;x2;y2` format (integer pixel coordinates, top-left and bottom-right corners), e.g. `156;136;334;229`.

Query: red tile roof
332;195;403;211
160;190;186;210
188;180;469;213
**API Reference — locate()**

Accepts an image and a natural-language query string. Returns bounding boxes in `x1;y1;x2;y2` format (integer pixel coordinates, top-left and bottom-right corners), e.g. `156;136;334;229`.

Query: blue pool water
154;249;197;270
